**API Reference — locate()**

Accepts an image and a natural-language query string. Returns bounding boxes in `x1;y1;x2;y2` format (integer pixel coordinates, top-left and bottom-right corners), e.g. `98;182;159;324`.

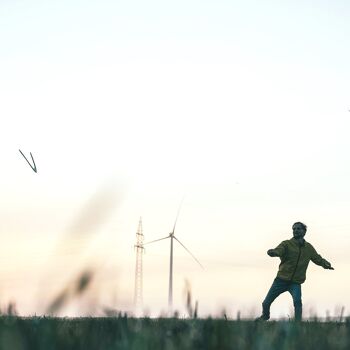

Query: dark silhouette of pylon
134;217;144;315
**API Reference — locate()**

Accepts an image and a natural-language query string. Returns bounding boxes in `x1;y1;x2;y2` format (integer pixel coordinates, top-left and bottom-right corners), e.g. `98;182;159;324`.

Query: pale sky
1;0;350;318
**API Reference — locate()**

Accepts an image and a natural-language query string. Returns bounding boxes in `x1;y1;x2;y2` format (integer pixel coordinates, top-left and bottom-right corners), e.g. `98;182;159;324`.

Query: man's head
292;222;307;239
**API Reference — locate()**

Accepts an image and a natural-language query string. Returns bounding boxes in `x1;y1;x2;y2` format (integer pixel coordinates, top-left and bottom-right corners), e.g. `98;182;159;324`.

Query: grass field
0;315;350;350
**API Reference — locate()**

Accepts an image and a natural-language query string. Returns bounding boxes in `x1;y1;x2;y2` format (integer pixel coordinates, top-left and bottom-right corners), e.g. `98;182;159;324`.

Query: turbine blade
173;236;204;269
172;196;185;234
143;236;170;245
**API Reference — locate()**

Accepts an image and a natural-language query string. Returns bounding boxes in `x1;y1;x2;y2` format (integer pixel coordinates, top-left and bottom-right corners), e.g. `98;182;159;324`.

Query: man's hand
267;249;278;257
324;261;334;270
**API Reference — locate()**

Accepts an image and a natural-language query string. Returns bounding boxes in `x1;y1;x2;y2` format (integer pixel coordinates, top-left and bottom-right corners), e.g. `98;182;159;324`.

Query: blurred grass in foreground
1;315;350;350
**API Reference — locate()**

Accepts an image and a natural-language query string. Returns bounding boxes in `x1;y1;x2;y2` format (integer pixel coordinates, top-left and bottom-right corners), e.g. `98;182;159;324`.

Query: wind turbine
144;201;204;313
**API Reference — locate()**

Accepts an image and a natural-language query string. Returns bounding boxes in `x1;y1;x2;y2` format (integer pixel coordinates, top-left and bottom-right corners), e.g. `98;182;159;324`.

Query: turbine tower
144;201;203;314
134;217;144;315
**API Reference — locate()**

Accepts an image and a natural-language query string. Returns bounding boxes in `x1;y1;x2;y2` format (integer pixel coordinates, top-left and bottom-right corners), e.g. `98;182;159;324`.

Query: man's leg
261;278;289;320
288;283;302;321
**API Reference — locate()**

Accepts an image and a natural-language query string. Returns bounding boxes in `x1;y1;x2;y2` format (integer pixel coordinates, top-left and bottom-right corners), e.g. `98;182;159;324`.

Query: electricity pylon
134;217;144;315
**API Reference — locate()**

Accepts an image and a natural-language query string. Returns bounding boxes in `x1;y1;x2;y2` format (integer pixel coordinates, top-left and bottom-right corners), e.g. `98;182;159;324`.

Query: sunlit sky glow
1;0;350;318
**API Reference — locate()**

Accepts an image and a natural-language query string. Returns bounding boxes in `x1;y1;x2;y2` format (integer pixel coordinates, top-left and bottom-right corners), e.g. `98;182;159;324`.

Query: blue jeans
262;277;302;321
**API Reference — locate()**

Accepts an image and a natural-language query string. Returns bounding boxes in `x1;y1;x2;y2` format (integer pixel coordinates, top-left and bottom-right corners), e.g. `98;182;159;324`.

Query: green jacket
270;238;330;284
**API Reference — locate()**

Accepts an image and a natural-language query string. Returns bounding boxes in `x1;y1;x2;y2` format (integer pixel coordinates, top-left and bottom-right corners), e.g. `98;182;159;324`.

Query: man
256;222;334;321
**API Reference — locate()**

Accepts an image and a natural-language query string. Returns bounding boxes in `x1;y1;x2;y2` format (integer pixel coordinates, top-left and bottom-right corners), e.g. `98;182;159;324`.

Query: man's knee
262;299;270;309
293;300;302;308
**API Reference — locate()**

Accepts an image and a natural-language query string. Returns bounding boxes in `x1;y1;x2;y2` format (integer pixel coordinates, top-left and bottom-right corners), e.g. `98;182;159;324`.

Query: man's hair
292;222;307;232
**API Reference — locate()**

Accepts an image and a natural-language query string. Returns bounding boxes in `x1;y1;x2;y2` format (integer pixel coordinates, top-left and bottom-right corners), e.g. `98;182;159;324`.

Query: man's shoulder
279;239;292;246
304;240;315;250
285;238;302;248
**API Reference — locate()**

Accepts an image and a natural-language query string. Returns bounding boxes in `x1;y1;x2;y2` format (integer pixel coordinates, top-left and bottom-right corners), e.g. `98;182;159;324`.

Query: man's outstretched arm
310;246;334;270
267;242;286;257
